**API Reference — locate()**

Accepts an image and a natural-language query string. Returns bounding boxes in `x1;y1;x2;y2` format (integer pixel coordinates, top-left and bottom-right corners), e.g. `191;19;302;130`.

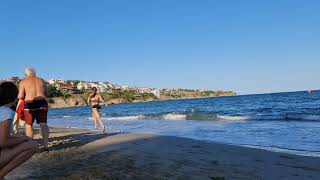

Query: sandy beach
7;127;320;180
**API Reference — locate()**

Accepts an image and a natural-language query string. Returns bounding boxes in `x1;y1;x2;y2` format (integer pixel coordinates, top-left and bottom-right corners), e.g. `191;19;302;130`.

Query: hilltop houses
130;87;161;98
5;77;21;84
150;89;161;98
76;82;114;93
48;78;67;85
47;79;161;95
55;82;80;94
76;82;93;90
1;76;233;101
135;87;152;93
48;79;80;94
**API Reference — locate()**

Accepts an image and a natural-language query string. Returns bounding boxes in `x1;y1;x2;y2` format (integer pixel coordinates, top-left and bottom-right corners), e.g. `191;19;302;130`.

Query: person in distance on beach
88;87;106;133
0;81;38;179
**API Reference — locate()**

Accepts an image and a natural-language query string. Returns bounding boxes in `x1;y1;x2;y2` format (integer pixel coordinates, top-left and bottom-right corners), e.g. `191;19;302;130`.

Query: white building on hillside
77;82;93;90
48;78;66;85
77;82;113;93
151;89;161;98
5;77;20;83
48;79;56;85
137;87;152;93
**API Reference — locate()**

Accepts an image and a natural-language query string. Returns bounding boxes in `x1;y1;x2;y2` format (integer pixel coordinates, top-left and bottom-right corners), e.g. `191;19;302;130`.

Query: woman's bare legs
93;109;105;133
92;112;97;129
0;139;38;178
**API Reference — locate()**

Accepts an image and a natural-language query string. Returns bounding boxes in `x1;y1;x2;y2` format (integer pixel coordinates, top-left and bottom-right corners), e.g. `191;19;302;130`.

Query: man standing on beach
18;68;50;151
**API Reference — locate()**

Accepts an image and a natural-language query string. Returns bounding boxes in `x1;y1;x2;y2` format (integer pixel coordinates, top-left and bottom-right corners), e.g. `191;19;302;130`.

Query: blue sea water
48;91;320;157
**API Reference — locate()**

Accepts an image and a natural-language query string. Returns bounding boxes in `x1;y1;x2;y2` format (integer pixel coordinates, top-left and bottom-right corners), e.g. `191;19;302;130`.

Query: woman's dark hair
0;81;18;107
90;87;97;98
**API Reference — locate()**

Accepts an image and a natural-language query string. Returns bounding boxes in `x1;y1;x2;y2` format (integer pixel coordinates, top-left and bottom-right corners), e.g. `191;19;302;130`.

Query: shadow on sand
48;131;123;151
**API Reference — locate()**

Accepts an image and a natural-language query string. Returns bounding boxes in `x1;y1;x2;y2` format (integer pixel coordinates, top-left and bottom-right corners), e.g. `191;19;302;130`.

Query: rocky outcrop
48;97;129;108
48;91;236;108
65;97;86;106
48;97;87;108
48;97;69;108
106;98;129;105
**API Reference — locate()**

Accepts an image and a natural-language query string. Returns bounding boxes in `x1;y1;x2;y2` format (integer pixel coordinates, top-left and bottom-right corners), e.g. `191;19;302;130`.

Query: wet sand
7;127;320;180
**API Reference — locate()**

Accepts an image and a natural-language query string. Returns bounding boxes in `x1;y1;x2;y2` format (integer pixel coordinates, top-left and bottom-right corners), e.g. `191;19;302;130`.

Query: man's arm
44;80;48;97
17;81;25;100
13;100;23;126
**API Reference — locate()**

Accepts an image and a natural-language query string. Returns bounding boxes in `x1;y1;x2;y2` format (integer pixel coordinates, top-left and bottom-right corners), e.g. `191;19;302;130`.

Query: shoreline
47;126;320;158
7;127;320;179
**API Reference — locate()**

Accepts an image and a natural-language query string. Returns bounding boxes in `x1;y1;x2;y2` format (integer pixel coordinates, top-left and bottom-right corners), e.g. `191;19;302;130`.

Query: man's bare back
18;76;47;101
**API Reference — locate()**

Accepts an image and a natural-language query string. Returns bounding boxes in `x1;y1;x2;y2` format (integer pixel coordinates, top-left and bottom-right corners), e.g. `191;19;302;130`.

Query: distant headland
4;77;236;108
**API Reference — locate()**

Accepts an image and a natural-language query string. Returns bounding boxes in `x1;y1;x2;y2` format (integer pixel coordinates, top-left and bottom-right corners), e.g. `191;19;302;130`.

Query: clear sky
1;0;319;94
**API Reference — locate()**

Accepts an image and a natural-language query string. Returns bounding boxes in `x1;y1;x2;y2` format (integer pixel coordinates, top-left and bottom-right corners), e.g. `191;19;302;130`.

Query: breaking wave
107;115;145;120
162;113;187;120
55;106;320;122
102;111;320;122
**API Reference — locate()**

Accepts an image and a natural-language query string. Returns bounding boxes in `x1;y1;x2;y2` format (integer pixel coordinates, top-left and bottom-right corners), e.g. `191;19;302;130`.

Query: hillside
48;90;236;108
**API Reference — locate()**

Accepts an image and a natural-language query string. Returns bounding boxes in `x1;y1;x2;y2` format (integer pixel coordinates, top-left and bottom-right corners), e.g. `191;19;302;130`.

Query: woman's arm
98;94;106;104
87;94;92;105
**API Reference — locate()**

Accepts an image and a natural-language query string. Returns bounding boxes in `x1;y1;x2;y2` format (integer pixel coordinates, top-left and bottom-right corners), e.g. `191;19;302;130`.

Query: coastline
48;94;236;108
8;127;320;179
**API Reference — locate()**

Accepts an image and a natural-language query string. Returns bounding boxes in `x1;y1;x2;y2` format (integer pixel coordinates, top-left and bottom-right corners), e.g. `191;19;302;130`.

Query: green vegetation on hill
160;89;236;99
69;80;80;86
47;84;236;107
47;84;73;100
101;90;157;102
47;85;63;98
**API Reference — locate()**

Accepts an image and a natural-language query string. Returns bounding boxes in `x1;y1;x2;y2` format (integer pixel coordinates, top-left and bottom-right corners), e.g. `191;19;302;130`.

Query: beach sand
7;127;320;180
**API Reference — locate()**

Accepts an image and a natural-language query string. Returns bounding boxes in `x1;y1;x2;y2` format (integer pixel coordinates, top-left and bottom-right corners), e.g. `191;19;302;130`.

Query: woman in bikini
87;87;106;133
0;81;38;179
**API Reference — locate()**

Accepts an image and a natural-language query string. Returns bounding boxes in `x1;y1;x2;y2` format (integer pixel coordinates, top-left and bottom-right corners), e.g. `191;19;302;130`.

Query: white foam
107;115;145;121
162;113;187;120
217;115;250;121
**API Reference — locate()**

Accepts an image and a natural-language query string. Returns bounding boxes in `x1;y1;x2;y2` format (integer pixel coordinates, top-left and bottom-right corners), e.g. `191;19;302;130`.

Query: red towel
16;100;24;120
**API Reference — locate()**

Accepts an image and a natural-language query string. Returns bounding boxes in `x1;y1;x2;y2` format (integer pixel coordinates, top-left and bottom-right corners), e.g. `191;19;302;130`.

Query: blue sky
0;0;319;94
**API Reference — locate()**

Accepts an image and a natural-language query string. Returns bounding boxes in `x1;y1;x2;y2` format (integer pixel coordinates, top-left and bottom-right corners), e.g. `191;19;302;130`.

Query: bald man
18;68;49;151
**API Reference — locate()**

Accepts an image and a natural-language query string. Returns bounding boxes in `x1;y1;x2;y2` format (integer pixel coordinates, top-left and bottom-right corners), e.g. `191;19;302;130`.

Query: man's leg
25;124;33;138
39;123;49;149
23;110;34;138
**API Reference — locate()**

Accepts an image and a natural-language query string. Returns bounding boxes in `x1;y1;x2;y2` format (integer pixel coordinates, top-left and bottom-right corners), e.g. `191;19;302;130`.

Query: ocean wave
216;115;250;121
286;114;320;121
63;111;320;122
216;114;320;122
108;115;145;120
162;113;187;120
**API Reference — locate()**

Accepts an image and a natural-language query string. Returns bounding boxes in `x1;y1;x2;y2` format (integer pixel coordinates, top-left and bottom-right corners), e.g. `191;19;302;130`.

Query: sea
48;91;320;157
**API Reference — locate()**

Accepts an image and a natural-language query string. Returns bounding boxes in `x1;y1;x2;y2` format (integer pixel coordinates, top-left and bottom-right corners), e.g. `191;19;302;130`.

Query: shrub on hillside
47;85;63;98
